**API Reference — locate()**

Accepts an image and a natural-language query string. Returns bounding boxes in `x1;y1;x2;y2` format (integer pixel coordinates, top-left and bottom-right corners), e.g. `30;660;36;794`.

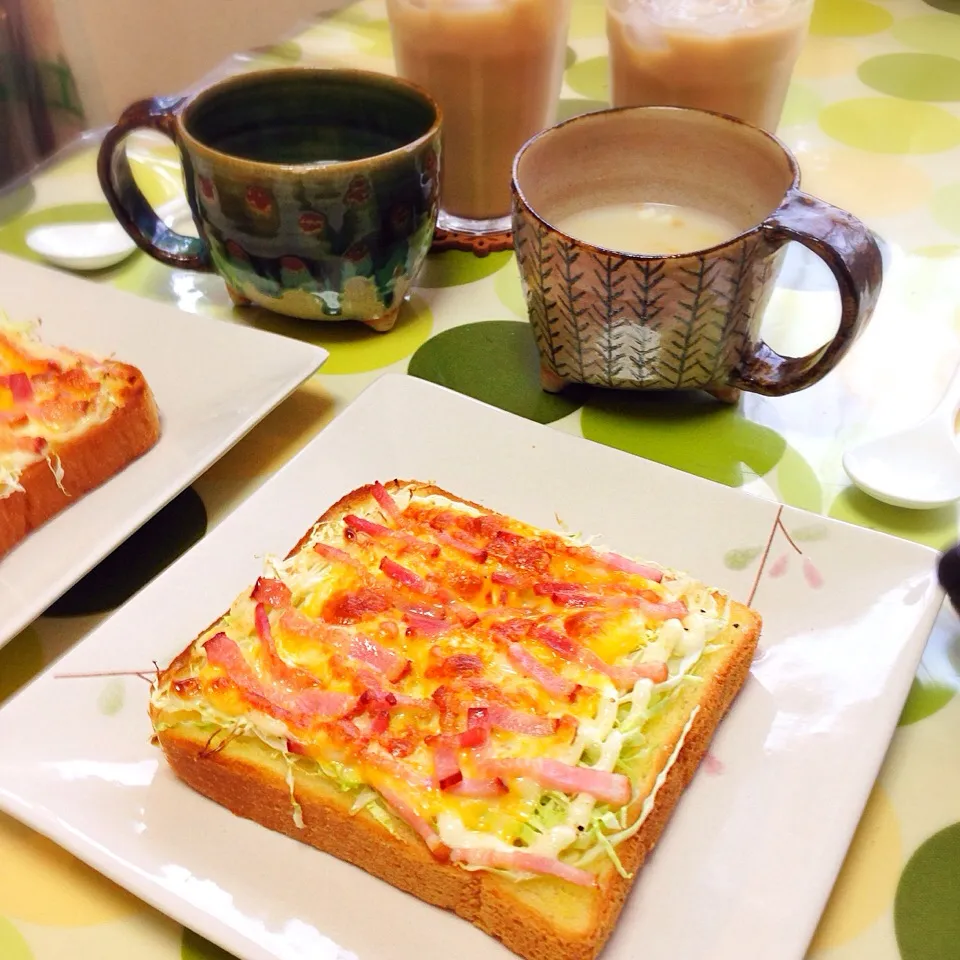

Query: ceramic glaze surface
514;208;788;390
513;106;882;397
100;69;441;328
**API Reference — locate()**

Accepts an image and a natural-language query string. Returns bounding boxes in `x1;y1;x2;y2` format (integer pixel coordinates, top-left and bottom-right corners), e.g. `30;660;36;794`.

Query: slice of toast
151;480;760;960
0;323;161;558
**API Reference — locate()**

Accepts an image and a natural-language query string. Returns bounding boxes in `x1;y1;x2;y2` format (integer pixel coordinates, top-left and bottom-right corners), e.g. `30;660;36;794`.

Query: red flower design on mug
245;184;275;216
280;256;308;272
344;176;371;206
344;242;369;262
390;203;412;233
298;211;327;234
198;175;215;202
422;149;438;177
225;239;249;261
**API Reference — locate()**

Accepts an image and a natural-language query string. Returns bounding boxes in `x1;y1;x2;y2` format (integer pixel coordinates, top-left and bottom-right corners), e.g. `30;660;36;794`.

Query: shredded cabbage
350;788;380;816
284;755;305;829
46;454;67;496
594;826;631;879
0;466;23;500
366;800;399;836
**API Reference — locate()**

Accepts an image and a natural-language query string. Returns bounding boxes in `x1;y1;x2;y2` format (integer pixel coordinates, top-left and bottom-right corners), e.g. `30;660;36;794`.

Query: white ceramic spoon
25;197;193;272
843;364;960;510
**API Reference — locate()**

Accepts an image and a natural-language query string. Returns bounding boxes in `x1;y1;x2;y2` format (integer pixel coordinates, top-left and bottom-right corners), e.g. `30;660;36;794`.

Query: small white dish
0;374;942;960
24;197;194;272
26;220;137;271
0;251;327;647
843;362;960;510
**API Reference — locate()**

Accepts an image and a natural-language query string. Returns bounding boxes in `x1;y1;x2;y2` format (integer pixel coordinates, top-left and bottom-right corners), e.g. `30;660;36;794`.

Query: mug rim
511;104;801;262
177;66;443;174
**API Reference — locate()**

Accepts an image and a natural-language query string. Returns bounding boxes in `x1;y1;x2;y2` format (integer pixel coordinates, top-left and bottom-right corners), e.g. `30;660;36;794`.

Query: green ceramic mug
97;68;442;331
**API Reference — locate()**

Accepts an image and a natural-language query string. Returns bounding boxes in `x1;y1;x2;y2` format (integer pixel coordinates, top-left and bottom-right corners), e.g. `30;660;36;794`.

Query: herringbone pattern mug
512;106;882;399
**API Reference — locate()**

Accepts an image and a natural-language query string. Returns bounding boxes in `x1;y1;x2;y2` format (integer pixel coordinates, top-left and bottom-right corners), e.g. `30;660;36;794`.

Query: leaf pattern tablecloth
1;1;960;958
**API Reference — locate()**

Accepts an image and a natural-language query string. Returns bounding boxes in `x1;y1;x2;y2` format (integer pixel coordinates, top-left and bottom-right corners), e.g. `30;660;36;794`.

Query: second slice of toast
0;323;160;557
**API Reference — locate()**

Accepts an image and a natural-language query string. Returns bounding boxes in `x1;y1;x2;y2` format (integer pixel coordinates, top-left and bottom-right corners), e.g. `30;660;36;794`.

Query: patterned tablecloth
1;0;960;958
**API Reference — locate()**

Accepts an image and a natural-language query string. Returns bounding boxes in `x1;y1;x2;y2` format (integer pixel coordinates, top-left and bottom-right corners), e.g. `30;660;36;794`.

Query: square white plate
0;253;327;645
0;374;942;960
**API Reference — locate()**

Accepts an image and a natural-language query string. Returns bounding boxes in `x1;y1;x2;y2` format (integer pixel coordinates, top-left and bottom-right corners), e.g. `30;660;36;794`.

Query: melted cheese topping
0;321;126;499
152;487;733;883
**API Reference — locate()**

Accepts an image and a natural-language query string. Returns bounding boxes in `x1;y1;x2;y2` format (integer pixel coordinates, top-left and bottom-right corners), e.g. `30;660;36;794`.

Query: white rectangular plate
0;374;942;960
0;253;327;646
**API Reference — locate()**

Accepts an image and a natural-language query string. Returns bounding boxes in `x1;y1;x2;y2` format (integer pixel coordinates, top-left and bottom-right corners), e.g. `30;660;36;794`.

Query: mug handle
96;96;212;271
727;189;882;396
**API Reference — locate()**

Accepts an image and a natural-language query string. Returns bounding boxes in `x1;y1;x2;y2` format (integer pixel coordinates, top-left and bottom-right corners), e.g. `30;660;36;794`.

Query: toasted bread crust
152;481;761;960
0;363;160;558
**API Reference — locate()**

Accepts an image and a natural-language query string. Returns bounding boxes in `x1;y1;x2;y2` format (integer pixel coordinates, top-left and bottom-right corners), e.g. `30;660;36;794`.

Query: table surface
1;1;960;958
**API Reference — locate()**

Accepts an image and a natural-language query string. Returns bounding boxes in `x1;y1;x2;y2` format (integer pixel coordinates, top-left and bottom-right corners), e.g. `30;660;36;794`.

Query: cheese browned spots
0;323;129;499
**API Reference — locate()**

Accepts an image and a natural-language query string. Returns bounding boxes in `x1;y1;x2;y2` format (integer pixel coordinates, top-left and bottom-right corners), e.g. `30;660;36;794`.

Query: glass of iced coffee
606;0;813;132
387;0;572;235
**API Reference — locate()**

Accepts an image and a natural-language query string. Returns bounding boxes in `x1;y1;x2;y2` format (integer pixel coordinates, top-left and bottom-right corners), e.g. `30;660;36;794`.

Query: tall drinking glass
387;0;572;235
606;0;814;132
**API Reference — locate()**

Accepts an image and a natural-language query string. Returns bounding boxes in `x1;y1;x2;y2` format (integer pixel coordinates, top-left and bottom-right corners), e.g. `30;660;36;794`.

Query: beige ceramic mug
512;106;882;398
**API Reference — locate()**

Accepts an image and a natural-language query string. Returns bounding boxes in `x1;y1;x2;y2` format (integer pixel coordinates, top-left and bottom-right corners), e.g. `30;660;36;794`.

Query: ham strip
450;848;596;887
533;579;576;596
203;632;276;711
0;433;45;455
492;570;528;588
549;591;602;608
314;541;368;575
433;530;487;562
590;549;663;582
278;608;409;682
449;707;491;749
254;608;360;717
445;778;507;798
607;660;668;686
458;699;560;741
344;514;440;559
479;757;631;806
598;594;688;620
532;625;578;659
487;704;558;737
349;634;410;682
532;625;668;689
506;643;579;700
355;668;435;714
254;604;315;691
430;738;463;789
293;689;361;718
204;632;357;723
371;481;402;523
0;372;33;402
280;608;349;646
402;611;452;637
375;781;449;859
380;556;433;594
542;587;686;622
363;749;435;792
250;577;292;608
449;602;480;627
